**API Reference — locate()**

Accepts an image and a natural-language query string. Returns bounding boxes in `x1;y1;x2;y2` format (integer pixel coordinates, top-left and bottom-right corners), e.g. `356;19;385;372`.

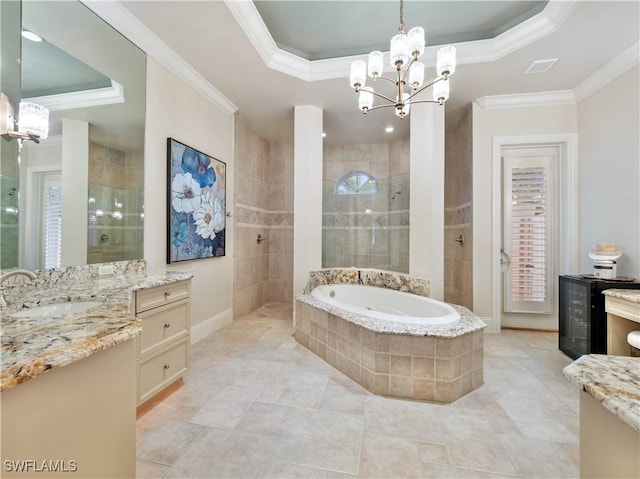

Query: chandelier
0;94;49;143
349;0;457;118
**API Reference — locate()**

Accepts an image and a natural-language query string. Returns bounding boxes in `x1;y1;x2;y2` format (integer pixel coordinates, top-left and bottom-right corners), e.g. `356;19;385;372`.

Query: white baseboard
191;308;233;344
481;316;500;334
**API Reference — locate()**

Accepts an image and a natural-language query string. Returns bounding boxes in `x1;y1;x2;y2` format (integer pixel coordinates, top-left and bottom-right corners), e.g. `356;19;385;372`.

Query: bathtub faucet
304;272;328;294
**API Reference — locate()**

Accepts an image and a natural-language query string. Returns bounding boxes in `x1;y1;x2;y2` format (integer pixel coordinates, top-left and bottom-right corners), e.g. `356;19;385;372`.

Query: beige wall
445;106;473;309
471;102;578;320
144;58;234;328
233;115;294;317
577;65;639;278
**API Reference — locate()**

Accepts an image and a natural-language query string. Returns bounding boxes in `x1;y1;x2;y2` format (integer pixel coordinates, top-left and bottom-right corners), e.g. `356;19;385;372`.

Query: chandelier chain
399;0;404;33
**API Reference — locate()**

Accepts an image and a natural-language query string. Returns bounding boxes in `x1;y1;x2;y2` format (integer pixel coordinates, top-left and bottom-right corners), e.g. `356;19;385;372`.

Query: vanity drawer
138;338;190;404
135;281;191;313
138;299;190;357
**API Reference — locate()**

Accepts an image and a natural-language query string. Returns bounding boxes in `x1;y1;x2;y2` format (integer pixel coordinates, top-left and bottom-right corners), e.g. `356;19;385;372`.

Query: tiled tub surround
296;269;486;403
0;260;191;391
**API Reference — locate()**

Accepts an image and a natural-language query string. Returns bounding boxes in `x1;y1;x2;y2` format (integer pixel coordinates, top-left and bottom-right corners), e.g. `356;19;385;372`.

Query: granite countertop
603;289;640;303
1;271;192;392
563;354;640;433
296;291;486;338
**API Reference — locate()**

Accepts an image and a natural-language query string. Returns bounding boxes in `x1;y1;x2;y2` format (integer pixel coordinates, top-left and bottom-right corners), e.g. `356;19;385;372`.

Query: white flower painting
167;138;226;263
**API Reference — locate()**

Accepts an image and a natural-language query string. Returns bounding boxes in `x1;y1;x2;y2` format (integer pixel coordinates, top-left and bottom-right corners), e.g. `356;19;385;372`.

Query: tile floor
136;303;579;478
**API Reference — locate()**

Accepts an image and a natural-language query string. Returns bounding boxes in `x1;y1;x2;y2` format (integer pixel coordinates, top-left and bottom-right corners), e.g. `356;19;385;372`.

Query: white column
61;119;89;266
293;106;323;304
410;103;445;299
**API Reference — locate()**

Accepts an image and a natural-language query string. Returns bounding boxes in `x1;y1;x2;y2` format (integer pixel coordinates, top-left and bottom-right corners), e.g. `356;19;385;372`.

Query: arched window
333;170;378;195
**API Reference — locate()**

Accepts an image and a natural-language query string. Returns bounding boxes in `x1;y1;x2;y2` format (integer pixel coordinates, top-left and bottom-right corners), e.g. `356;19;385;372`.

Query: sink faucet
0;269;37;307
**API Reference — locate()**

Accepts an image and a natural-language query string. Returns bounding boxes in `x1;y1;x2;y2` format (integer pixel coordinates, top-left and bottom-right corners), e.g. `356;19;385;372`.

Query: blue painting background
168;139;226;263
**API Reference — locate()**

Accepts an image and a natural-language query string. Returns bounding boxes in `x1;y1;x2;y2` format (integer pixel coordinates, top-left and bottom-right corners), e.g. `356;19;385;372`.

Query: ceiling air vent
524;59;559;74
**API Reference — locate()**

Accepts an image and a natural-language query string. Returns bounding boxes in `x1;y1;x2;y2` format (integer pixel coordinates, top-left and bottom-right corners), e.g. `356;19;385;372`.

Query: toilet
628;331;640;357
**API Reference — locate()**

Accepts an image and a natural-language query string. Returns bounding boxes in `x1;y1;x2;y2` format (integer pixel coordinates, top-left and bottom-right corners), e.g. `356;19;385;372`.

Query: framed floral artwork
167;138;226;263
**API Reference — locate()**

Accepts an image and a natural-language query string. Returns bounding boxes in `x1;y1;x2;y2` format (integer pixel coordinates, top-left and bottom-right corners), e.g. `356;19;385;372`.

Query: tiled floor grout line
137;304;578;478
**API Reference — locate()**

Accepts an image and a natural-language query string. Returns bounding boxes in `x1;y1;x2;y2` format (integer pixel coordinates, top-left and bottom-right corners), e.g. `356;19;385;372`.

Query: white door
501;146;559;330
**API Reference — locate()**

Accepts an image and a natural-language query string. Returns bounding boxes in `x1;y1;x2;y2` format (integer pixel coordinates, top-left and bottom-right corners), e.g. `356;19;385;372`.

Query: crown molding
574;41;639;102
225;0;578;82
476;90;576;109
25;80;125;111
81;0;237;116
477;39;640;110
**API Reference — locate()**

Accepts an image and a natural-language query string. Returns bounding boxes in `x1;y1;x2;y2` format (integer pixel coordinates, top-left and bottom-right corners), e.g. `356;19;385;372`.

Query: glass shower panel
322;141;409;273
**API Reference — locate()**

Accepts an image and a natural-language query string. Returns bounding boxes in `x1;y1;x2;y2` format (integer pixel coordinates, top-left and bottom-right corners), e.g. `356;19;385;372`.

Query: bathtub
311;284;460;326
296;268;486;403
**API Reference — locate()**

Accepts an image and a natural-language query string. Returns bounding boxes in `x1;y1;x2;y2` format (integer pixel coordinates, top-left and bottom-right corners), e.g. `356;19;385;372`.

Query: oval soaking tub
310;284;460;326
296;268;487;403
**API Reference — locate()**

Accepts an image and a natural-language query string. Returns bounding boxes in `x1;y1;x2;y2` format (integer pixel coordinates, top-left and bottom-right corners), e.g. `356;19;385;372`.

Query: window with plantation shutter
503;156;553;314
43;181;62;269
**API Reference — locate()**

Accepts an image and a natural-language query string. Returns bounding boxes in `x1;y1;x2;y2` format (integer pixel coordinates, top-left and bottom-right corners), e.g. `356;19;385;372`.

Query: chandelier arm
406;76;445;102
406;100;442;106
364;103;399;113
373;75;398;85
400;57;418;84
368;90;397;105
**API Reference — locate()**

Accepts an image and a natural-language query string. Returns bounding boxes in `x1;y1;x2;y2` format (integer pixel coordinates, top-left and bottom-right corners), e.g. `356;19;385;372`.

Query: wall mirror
0;0;146;270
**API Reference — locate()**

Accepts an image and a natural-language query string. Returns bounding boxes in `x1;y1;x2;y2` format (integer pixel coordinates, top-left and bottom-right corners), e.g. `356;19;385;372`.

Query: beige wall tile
374;353;390;374
412;378;435;401
412;357;435;379
390;355;412;376
389;376;412;397
361;347;375;372
409;336;434;357
436;357;462;381
389;335;411;354
374;374;389;396
374;334;390;353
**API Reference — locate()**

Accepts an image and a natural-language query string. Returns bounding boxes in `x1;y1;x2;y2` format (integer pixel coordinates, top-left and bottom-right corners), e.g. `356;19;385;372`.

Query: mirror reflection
3;0;146;270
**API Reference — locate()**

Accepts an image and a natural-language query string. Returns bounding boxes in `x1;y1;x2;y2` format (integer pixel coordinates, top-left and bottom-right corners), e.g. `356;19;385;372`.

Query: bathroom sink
10;301;103;319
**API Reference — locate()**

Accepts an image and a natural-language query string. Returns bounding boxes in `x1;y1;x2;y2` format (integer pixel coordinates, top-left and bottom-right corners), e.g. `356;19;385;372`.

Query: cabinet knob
163;364;170;370
164;323;171;329
164;291;171;298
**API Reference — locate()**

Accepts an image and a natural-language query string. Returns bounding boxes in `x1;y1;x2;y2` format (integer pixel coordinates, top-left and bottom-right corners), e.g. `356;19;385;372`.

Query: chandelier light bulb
389;32;409;67
437;45;457;77
407;27;425;58
408;61;425;88
433;79;450;103
350;60;367;89
359;87;374;112
18;102;49;139
368;51;384;78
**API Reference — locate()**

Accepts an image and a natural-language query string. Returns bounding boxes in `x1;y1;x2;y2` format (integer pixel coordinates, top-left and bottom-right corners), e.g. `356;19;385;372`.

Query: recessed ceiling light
524;58;558;74
21;30;42;42
385;126;394;133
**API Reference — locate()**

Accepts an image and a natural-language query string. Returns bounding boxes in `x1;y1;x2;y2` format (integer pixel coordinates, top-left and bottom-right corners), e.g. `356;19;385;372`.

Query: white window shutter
44;185;62;269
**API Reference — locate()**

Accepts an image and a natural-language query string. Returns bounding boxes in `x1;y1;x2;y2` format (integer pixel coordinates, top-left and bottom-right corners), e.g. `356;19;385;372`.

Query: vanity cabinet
135;280;191;405
605;292;640;356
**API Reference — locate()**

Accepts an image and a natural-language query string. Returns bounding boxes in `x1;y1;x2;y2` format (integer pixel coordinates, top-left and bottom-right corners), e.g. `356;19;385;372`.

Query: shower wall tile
233;115;294;316
444;106;473;310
